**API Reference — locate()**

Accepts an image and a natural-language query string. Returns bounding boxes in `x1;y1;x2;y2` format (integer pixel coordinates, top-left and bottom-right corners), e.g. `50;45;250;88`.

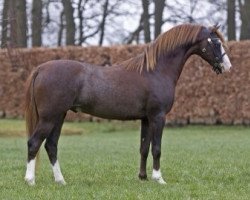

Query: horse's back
38;59;90;74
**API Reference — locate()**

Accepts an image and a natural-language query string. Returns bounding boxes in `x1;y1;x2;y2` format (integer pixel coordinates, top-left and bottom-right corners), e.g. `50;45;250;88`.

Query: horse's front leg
139;118;151;180
149;114;166;184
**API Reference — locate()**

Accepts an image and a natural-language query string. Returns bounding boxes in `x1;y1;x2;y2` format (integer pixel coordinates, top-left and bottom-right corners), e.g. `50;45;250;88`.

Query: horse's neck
157;45;194;84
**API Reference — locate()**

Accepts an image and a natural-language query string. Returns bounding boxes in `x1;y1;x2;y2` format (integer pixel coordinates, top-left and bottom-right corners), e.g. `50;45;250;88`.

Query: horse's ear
209;23;220;33
213;23;220;30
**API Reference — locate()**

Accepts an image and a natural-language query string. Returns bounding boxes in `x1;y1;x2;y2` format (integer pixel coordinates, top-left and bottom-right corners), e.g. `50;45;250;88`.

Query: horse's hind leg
25;120;54;185
44;114;66;185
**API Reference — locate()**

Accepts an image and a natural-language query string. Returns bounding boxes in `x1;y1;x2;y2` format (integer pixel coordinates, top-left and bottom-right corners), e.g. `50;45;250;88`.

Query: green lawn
0;119;249;200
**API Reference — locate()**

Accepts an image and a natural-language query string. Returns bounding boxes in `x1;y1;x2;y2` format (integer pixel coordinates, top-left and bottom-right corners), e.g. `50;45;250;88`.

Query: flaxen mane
121;24;225;73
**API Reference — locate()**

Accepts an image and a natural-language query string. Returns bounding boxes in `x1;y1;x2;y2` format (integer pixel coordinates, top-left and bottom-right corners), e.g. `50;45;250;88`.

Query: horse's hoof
25;177;35;186
152;169;166;184
138;173;148;181
152;176;166;184
55;179;66;185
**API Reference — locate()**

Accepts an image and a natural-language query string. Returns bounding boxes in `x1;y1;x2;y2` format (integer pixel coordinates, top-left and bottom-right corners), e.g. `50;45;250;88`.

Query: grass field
0;119;249;200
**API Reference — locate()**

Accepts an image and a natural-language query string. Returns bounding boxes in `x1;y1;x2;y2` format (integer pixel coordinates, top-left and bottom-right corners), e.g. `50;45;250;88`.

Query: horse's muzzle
220;63;232;73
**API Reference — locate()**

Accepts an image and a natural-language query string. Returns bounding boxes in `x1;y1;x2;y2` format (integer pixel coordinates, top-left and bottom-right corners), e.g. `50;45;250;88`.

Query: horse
24;24;232;185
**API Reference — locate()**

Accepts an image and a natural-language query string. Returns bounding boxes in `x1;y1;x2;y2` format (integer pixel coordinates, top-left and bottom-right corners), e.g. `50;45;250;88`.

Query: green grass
0;119;249;199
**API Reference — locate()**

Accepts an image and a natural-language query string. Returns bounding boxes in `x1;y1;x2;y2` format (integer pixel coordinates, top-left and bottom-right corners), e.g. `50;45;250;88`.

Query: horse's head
196;25;232;74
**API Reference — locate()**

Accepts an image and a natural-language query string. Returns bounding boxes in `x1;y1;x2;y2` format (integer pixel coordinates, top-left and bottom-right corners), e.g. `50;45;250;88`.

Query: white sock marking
152;169;166;184
25;159;36;185
52;160;66;185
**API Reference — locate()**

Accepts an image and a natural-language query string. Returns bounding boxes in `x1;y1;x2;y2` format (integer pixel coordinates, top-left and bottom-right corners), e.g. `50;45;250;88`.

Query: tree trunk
1;0;10;48
9;0;17;47
99;0;109;46
142;0;151;43
32;0;43;46
62;0;75;45
239;0;250;40
77;0;84;45
154;0;165;39
57;11;65;46
15;0;27;47
227;0;236;40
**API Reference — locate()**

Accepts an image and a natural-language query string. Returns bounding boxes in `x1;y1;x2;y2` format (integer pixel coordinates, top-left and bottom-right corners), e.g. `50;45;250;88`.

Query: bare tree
1;0;10;48
15;0;27;47
227;0;236;40
32;0;43;46
238;0;250;40
77;0;84;45
62;0;75;45
57;11;65;46
154;0;166;39
99;0;109;46
142;0;151;43
75;0;102;45
75;0;133;46
3;0;27;48
125;14;144;44
8;0;18;47
166;0;202;24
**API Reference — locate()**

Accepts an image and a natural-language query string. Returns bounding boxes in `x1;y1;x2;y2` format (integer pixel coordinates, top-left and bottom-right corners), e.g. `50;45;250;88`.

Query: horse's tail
25;68;39;138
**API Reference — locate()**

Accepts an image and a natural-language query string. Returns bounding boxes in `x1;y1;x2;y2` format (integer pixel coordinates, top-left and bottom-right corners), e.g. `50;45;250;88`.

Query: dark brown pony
24;24;232;185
